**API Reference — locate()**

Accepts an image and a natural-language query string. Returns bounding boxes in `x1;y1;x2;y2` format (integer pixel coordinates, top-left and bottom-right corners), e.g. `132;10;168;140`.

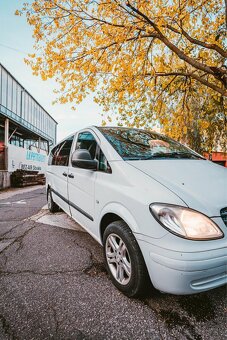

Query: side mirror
71;149;98;170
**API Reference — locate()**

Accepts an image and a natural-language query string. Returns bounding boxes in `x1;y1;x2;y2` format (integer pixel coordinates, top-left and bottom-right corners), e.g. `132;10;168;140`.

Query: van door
68;131;98;230
50;135;74;215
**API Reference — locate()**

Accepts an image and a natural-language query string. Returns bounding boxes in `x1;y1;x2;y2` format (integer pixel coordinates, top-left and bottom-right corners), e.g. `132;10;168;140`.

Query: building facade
0;63;57;189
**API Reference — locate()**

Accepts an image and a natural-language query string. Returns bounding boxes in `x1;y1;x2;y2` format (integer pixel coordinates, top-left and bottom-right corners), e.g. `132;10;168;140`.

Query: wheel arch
99;203;139;243
46;184;51;198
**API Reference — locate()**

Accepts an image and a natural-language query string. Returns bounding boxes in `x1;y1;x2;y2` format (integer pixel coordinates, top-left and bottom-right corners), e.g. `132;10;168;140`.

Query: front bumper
136;224;227;295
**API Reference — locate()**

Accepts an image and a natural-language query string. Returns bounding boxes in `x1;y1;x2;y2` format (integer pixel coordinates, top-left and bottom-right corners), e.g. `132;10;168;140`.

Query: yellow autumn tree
17;0;227;152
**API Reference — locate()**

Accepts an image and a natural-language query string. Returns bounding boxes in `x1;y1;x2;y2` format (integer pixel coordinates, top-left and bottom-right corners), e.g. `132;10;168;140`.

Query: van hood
127;159;227;217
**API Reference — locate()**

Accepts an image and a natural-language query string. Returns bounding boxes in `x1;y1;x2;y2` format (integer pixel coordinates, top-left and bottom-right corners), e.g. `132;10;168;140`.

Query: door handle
68;173;74;179
62;172;68;177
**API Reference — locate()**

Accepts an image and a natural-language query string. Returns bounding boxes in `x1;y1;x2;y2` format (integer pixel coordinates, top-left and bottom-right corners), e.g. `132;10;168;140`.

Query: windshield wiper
125;158;143;161
145;152;204;160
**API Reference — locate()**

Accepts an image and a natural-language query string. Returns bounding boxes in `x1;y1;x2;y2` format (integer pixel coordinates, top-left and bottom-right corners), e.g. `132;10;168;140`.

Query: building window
12;80;17;113
1;69;7;107
16;87;21;116
7;76;13;111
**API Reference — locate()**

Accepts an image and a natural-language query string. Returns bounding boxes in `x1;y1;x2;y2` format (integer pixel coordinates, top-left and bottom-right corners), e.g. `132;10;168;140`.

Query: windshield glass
98;127;203;161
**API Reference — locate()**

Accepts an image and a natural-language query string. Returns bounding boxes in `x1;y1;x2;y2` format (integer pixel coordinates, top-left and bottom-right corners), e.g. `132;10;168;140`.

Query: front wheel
103;220;151;298
47;189;59;213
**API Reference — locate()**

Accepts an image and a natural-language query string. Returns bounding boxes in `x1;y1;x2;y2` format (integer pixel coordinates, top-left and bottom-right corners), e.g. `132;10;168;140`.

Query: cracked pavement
0;186;226;340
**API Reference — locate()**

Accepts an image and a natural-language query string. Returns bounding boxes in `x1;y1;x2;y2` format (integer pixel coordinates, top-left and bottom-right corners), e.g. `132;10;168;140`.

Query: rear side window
55;136;74;166
49;135;74;166
48;145;60;165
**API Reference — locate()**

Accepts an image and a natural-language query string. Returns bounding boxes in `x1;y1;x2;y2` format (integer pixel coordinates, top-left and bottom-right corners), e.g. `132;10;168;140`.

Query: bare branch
149;72;227;96
166;24;227;59
126;2;219;78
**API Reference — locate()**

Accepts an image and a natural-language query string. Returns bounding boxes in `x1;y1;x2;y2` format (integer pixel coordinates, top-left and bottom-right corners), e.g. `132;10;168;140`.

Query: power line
0;43;29;55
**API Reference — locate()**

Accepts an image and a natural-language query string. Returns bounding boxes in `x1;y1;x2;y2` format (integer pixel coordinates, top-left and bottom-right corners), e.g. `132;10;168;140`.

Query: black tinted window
98;127;203;160
48;144;61;165
55;136;74;166
75;132;97;160
49;136;74;166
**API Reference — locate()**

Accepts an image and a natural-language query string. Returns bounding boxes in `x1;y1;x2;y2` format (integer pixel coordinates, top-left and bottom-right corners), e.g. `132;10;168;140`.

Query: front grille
220;207;227;227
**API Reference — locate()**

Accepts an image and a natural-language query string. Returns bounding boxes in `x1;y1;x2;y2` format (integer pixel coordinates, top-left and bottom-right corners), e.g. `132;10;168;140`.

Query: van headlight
149;203;223;240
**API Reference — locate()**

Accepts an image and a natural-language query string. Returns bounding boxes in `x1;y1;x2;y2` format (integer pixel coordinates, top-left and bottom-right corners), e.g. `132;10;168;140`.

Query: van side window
55;136;74;166
52;143;63;165
49;135;74;166
75;132;97;160
48;147;54;165
48;144;60;165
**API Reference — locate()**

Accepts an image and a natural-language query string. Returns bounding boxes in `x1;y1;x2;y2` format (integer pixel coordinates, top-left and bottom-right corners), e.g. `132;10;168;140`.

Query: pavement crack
0;221;25;241
1;253;8;267
83;249;107;277
0;222;37;255
15;223;37;253
73;239;107;277
49;306;60;338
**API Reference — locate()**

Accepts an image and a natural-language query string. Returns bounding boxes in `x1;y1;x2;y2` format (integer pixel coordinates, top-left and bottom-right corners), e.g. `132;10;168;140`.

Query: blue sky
0;1;106;141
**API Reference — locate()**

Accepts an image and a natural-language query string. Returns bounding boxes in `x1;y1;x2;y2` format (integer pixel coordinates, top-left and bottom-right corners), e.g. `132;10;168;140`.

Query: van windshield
98;127;204;161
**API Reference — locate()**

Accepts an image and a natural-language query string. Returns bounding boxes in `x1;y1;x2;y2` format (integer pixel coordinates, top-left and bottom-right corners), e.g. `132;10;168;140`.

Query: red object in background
0;142;5;170
0;142;4;152
204;152;227;167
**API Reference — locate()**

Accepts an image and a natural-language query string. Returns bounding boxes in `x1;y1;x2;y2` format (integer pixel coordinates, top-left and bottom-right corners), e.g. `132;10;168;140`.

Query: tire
103;220;151;298
47;188;59;213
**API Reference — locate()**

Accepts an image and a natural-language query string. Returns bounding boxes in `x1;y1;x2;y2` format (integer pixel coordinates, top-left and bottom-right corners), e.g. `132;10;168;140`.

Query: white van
46;126;227;297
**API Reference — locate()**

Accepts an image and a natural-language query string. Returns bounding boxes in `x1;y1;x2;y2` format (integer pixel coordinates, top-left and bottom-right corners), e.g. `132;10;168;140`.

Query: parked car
46;126;227;297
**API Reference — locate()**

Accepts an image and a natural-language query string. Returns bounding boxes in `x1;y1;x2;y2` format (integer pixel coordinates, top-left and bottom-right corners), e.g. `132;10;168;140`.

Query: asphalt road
0;187;226;340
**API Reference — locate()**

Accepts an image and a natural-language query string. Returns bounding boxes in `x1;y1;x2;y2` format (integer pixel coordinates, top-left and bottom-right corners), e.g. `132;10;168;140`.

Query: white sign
8;144;47;173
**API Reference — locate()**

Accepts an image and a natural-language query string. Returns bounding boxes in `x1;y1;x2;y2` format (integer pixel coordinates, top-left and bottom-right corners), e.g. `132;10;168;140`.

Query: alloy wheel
105;233;131;285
